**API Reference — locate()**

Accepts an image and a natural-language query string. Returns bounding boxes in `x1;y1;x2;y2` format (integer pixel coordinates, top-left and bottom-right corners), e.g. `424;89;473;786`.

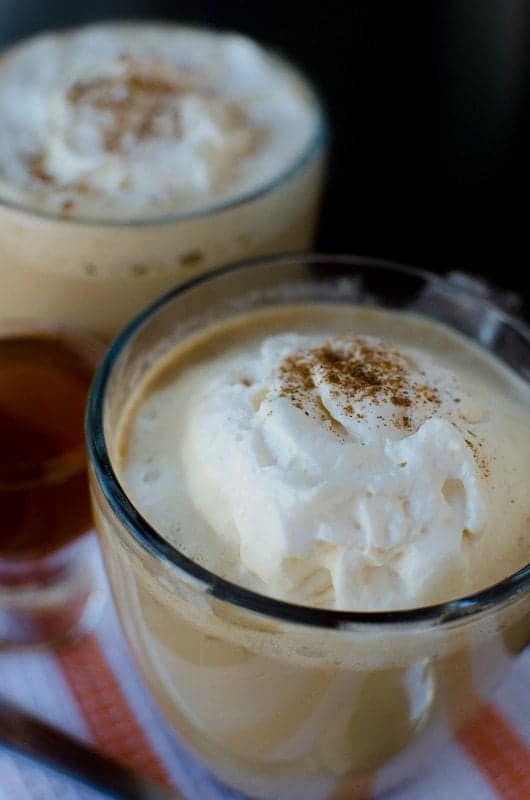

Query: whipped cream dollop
0;24;317;219
183;334;492;610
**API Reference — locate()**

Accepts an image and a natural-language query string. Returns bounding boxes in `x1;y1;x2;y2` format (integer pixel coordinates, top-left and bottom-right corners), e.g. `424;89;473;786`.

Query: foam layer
118;305;530;611
0;23;318;220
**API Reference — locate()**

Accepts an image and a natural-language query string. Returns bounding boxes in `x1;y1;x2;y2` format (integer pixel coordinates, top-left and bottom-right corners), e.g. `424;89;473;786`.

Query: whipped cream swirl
183;334;490;610
0;24;317;219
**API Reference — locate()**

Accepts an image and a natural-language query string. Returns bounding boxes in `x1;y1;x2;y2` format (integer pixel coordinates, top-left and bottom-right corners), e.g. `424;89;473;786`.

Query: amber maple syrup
0;327;104;645
0;329;101;561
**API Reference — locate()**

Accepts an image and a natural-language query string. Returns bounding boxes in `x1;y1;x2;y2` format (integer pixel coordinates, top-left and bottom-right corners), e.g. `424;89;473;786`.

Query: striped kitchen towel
0;537;530;800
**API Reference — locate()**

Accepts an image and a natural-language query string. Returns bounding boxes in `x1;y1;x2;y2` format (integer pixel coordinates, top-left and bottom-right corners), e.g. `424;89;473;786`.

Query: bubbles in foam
140;407;158;422
142;468;161;484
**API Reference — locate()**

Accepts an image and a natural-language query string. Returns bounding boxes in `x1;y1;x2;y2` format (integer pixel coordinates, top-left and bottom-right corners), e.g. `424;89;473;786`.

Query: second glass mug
0;27;326;340
87;255;530;799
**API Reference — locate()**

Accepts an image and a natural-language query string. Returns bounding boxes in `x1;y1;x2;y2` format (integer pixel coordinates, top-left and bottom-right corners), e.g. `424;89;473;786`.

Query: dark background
1;1;529;304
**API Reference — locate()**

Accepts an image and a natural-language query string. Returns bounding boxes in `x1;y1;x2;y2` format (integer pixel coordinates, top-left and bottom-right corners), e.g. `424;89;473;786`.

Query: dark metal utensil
0;696;177;799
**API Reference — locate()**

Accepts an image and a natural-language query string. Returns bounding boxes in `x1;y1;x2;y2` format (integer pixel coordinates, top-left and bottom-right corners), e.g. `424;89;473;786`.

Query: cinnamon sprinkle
275;336;492;478
65;63;258;158
68;69;187;153
61;199;75;214
25;153;53;184
464;435;491;478
277;337;441;433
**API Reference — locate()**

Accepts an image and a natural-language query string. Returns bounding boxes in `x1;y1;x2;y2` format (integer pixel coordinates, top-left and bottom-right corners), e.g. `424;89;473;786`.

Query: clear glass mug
0;28;327;340
87;255;530;799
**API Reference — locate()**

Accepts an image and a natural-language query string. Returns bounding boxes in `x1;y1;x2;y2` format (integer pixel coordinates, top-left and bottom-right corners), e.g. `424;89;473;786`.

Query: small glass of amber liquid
0;322;104;647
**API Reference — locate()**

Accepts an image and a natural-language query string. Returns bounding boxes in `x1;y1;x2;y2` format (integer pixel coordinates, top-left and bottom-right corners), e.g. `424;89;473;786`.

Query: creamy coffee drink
0;24;324;336
0;25;317;220
119;305;530;611
95;297;530;799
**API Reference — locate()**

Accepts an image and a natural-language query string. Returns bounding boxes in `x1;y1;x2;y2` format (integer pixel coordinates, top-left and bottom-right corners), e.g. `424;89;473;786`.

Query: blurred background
1;0;528;303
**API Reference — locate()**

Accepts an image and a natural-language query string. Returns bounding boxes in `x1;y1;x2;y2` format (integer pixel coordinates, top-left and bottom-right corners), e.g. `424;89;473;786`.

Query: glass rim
0;20;328;228
86;253;530;630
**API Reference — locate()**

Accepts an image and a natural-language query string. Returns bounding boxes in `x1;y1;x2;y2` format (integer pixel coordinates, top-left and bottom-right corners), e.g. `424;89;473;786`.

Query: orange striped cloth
1;539;530;799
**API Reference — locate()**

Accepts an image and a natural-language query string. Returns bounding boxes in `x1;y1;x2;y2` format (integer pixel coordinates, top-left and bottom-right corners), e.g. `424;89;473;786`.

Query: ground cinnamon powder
276;336;491;477
277;337;441;433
